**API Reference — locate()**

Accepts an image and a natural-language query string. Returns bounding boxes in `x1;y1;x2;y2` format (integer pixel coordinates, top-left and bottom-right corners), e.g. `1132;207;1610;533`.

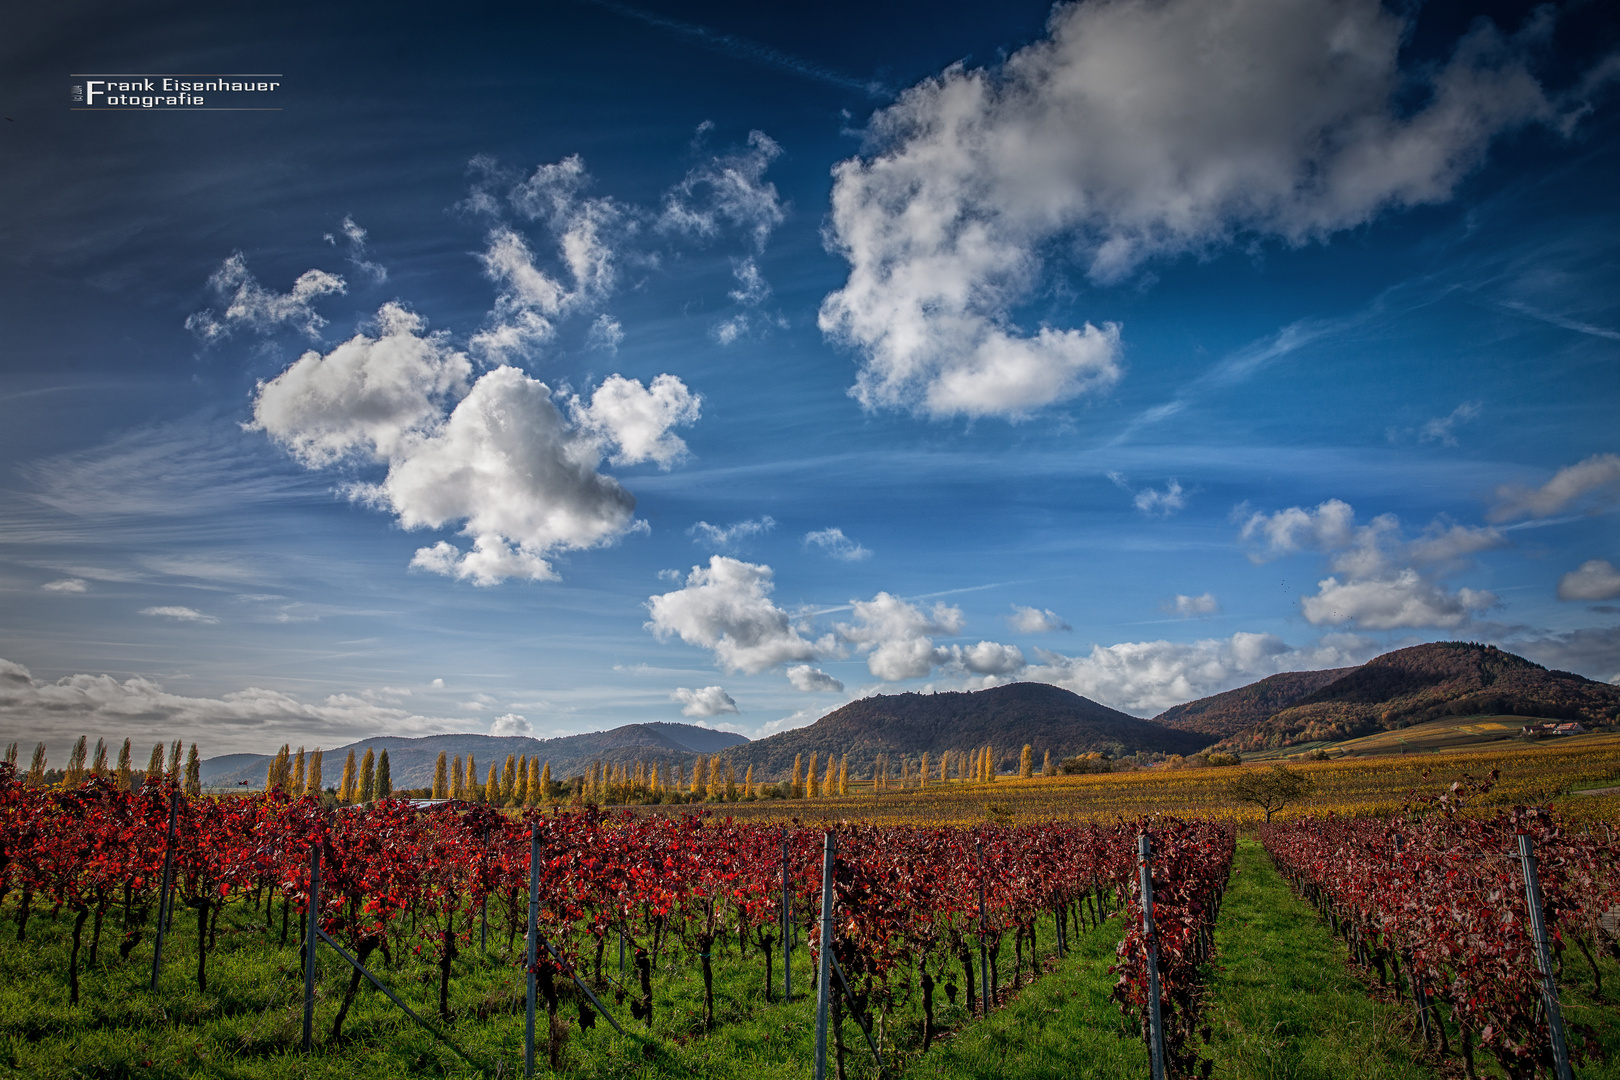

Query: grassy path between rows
1202;840;1433;1080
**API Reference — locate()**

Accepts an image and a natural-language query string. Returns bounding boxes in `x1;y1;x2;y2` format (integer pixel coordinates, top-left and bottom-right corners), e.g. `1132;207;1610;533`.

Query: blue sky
3;0;1618;760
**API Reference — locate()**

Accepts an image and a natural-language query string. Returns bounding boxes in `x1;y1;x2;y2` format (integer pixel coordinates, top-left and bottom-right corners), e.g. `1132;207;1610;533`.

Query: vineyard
0;753;1616;1079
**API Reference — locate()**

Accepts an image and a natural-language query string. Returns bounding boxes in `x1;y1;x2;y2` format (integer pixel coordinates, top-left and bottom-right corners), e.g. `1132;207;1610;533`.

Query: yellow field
699;734;1620;827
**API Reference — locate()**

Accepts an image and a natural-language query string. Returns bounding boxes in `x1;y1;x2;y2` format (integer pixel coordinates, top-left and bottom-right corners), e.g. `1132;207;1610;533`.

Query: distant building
1520;722;1588;738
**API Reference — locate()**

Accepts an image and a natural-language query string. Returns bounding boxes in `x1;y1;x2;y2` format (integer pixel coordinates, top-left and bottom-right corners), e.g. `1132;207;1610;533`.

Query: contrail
582;0;888;98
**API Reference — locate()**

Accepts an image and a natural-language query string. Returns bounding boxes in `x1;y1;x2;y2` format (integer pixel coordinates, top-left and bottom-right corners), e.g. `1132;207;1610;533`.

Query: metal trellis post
1138;834;1166;1080
525;826;540;1079
148;787;179;992
813;832;835;1080
302;841;321;1052
1516;833;1574;1080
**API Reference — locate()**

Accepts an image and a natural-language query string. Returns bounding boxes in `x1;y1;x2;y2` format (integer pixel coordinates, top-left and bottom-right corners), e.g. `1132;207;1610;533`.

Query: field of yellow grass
705;733;1620;827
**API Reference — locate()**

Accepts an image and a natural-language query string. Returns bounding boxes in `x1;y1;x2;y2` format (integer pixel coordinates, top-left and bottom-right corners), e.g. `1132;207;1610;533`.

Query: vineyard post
1138;834;1166;1080
525;826;540;1079
1516;833;1574;1080
301;841;321;1053
148;787;179;992
782;830;792;1002
813;831;835;1080
480;828;489;954
976;838;988;1015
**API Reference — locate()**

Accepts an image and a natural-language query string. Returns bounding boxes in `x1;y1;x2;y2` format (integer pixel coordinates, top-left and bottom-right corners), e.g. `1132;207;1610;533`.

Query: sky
3;0;1618;762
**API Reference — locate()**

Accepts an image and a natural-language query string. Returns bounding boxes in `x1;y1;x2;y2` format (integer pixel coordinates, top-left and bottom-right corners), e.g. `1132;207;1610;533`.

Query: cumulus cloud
140;606;219;624
42;578;88;592
673;685;741;717
821;0;1565;419
490;712;533;736
325;215;387;283
646;557;828;674
0;657;457;756
952;640;1027;676
1242;498;1500;629
804;527;872;562
690;516;776;551
186;251;346;342
786;665;844;693
1168;593;1219;618
837;593;968;681
1489;452;1620;522
253;306;697;585
1007;605;1070;633
1558;559;1620;602
1419;400;1482;446
659;130;785;252
1025;631;1380;715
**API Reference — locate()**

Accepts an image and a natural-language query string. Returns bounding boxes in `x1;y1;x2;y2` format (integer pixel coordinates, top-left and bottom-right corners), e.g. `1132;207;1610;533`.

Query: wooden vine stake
302;841;321;1052
525;825;541;1079
148;787;179;992
1137;833;1166;1080
813;831;835;1080
1515;833;1573;1080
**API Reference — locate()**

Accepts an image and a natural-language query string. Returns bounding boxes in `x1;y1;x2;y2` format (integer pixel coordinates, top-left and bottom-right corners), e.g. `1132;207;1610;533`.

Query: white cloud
821;0;1562;419
837;592;967;681
1007;605;1070;633
646;557;827;674
140;606;219;624
250;303;472;467
186;251;346;341
1489;452;1620;522
430;678;445;689
490;713;534;736
952;640;1026;676
1558;559;1620;602
0;657;462;757
1168;593;1219;618
713;314;750;345
659;130;785;252
786;665;844;693
729;258;770;305
689;516;775;551
586;313;624;353
804;527;872;562
1302;570;1495;629
1133;480;1186;516
569;373;701;469
672;685;740;717
1242;498;1499;630
42;578;88;592
253;306;697;585
1419;400;1482;446
326;215;387;283
1025;631;1380;716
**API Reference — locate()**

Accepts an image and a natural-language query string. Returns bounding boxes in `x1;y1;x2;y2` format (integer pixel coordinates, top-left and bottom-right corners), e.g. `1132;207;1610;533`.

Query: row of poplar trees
4;737;203;795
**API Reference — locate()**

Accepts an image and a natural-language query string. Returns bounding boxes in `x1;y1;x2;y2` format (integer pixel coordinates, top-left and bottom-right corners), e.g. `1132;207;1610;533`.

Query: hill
1201;642;1620;753
727;681;1206;779
1152;668;1352;741
200;722;747;790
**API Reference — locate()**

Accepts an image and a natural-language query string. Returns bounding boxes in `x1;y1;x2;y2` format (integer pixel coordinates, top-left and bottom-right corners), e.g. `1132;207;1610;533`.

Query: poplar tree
790;754;803;798
291;746;305;794
185;743;201;796
116;739;132;790
540;760;552;803
724;758;737;801
358;748;376;802
339;750;357;803
376;750;392;799
27;742;47;787
527;758;540;806
1043;749;1055;777
742;763;753;798
823;754;837;797
650;761;662;796
1020;744;1034;779
169;739;184;781
501;754;517;803
918;751;930;789
838;755;849;796
146;742;165;785
691;755;707;797
807;752;819;798
485;763;500;804
901;755;912;790
514;756;529;806
986;746;997;783
66;736;88;787
91;738;109;777
267;745;290;793
465;754;478;801
308;749;323;796
2;743;14;768
940;753;949;783
433;751;449;799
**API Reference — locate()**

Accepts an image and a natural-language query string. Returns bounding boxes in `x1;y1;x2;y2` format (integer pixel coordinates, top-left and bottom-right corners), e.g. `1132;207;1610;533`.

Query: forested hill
727;681;1206;779
1152;668;1353;740
1204;642;1620;753
199;722;747;790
